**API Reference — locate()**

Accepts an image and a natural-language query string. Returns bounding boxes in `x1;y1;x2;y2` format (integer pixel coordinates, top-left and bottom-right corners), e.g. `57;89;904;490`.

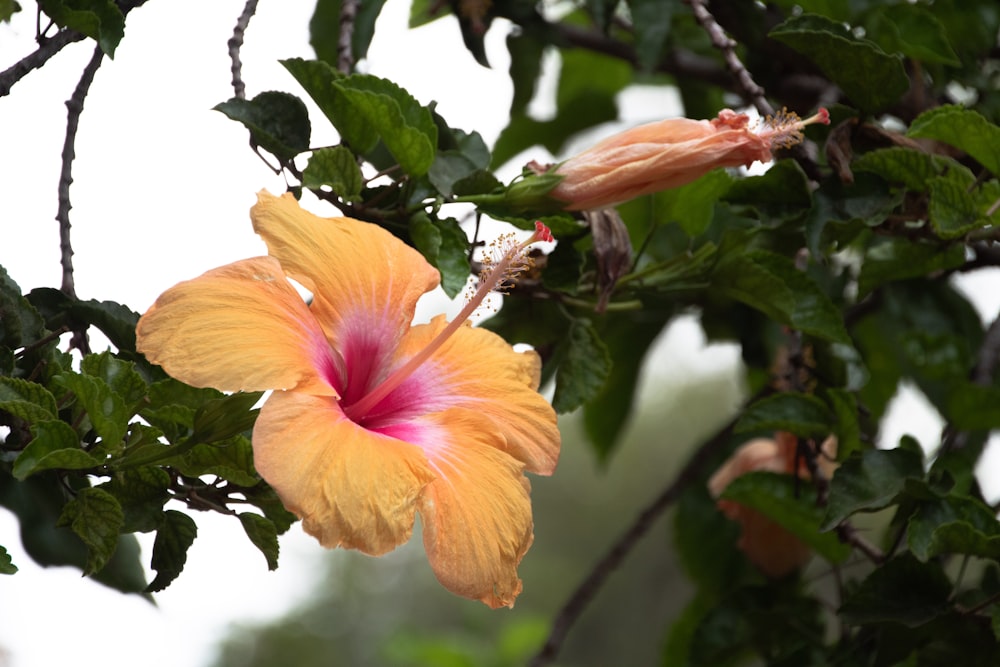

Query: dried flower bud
540;108;829;211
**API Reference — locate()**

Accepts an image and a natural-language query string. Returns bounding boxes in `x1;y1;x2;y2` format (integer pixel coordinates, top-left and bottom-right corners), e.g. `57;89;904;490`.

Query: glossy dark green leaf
631;0;676;71
822;447;924;529
56;487;124;575
712;250;850;344
53;372;128;450
12;420;100;480
303;146;363;202
309;0;388;66
214;92;311;161
770;13;909;112
0;546;15;574
172;435;259;487
101;466;171;533
839;554;951;627
147;510;197;592
721;471;851;563
908;105;1000;176
825;389;862;459
673;487;745;593
927;168;1000;238
0;376;57;422
735;393;834;438
38;0;124;56
724;160;813;223
242;483;298;535
552;318;612;414
239;512;279;570
26;288;140;355
908;495;1000;561
944;384;1000;431
428;129;491;197
0;0;21;23
506;30;544;117
857;238;966;297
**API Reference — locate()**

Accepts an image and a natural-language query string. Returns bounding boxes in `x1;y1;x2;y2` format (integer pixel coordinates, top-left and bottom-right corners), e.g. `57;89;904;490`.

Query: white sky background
1;2;1000;666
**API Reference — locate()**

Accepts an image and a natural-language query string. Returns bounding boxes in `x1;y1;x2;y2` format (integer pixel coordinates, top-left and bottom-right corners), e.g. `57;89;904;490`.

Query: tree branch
0;30;85;98
228;0;259;100
528;409;747;667
58;44;105;301
337;0;359;74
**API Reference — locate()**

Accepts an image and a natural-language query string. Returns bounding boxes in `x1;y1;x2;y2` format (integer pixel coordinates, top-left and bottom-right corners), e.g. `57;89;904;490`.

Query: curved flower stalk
531;108;830;211
136;191;560;608
708;431;837;578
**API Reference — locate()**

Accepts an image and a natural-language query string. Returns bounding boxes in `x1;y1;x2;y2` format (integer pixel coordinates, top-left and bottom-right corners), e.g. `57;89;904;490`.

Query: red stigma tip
817;108;830;125
534;221;554;243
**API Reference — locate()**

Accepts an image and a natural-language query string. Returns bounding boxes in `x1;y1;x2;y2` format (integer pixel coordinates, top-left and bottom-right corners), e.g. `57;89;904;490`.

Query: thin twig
0;30;85;98
684;0;773;117
337;0;359;74
228;0;259;99
528;409;748;667
58;44;105;299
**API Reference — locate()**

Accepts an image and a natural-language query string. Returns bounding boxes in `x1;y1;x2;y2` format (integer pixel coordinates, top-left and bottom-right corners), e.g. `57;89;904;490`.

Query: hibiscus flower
136;191;560;608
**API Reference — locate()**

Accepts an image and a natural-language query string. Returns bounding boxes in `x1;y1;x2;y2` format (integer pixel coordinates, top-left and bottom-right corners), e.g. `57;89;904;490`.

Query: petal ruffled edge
408;408;535;608
137;257;338;395
253;390;436;555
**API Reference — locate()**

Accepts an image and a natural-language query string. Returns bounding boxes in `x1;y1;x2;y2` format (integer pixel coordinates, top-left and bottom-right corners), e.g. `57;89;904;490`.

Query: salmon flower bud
708;432;837;578
540;108;830;211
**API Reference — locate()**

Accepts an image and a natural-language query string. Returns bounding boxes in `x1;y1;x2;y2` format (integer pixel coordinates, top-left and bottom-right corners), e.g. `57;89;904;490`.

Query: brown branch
528;409;746;667
58;44;105;300
684;0;773;117
228;0;259;99
337;0;359;74
0;29;85;98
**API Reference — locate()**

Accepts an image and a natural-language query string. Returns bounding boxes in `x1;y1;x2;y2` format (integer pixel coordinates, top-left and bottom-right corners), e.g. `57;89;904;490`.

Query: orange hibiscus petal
250;191;440;354
410;408;534;608
136;257;338;395
253;391;436;555
388;315;560;475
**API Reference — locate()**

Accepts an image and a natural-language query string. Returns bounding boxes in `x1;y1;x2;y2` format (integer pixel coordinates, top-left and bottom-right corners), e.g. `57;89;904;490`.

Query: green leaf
635;169;733;239
825;389;862;459
303;146;363;201
433;219;471;299
172;435;259;487
26;288;140;354
56;487;124;575
81;350;147;411
13;420;100;480
101;466;171;533
0;545;16;574
853;147;953;192
735;392;834;438
582;315;667;461
552;318;612;413
243;483;298;535
147;510;197;592
0;376;58;422
0;1;21;23
769;13;909;112
282;60;437;175
908;105;1000;176
673;488;745;593
712;250;850;344
492;48;632;168
823;447;924;530
944;383;1000;431
720;472;851;563
927;168;1000;238
428;129;492;197
309;0;388;66
506;30;544;117
54;372;128;450
0;265;46;350
857;238;966;297
214;92;311;161
38;0;124;57
631;0;676;71
238;512;279;570
190;391;262;444
723;160;813;223
839;554;951;627
867;5;961;66
908;496;1000;561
